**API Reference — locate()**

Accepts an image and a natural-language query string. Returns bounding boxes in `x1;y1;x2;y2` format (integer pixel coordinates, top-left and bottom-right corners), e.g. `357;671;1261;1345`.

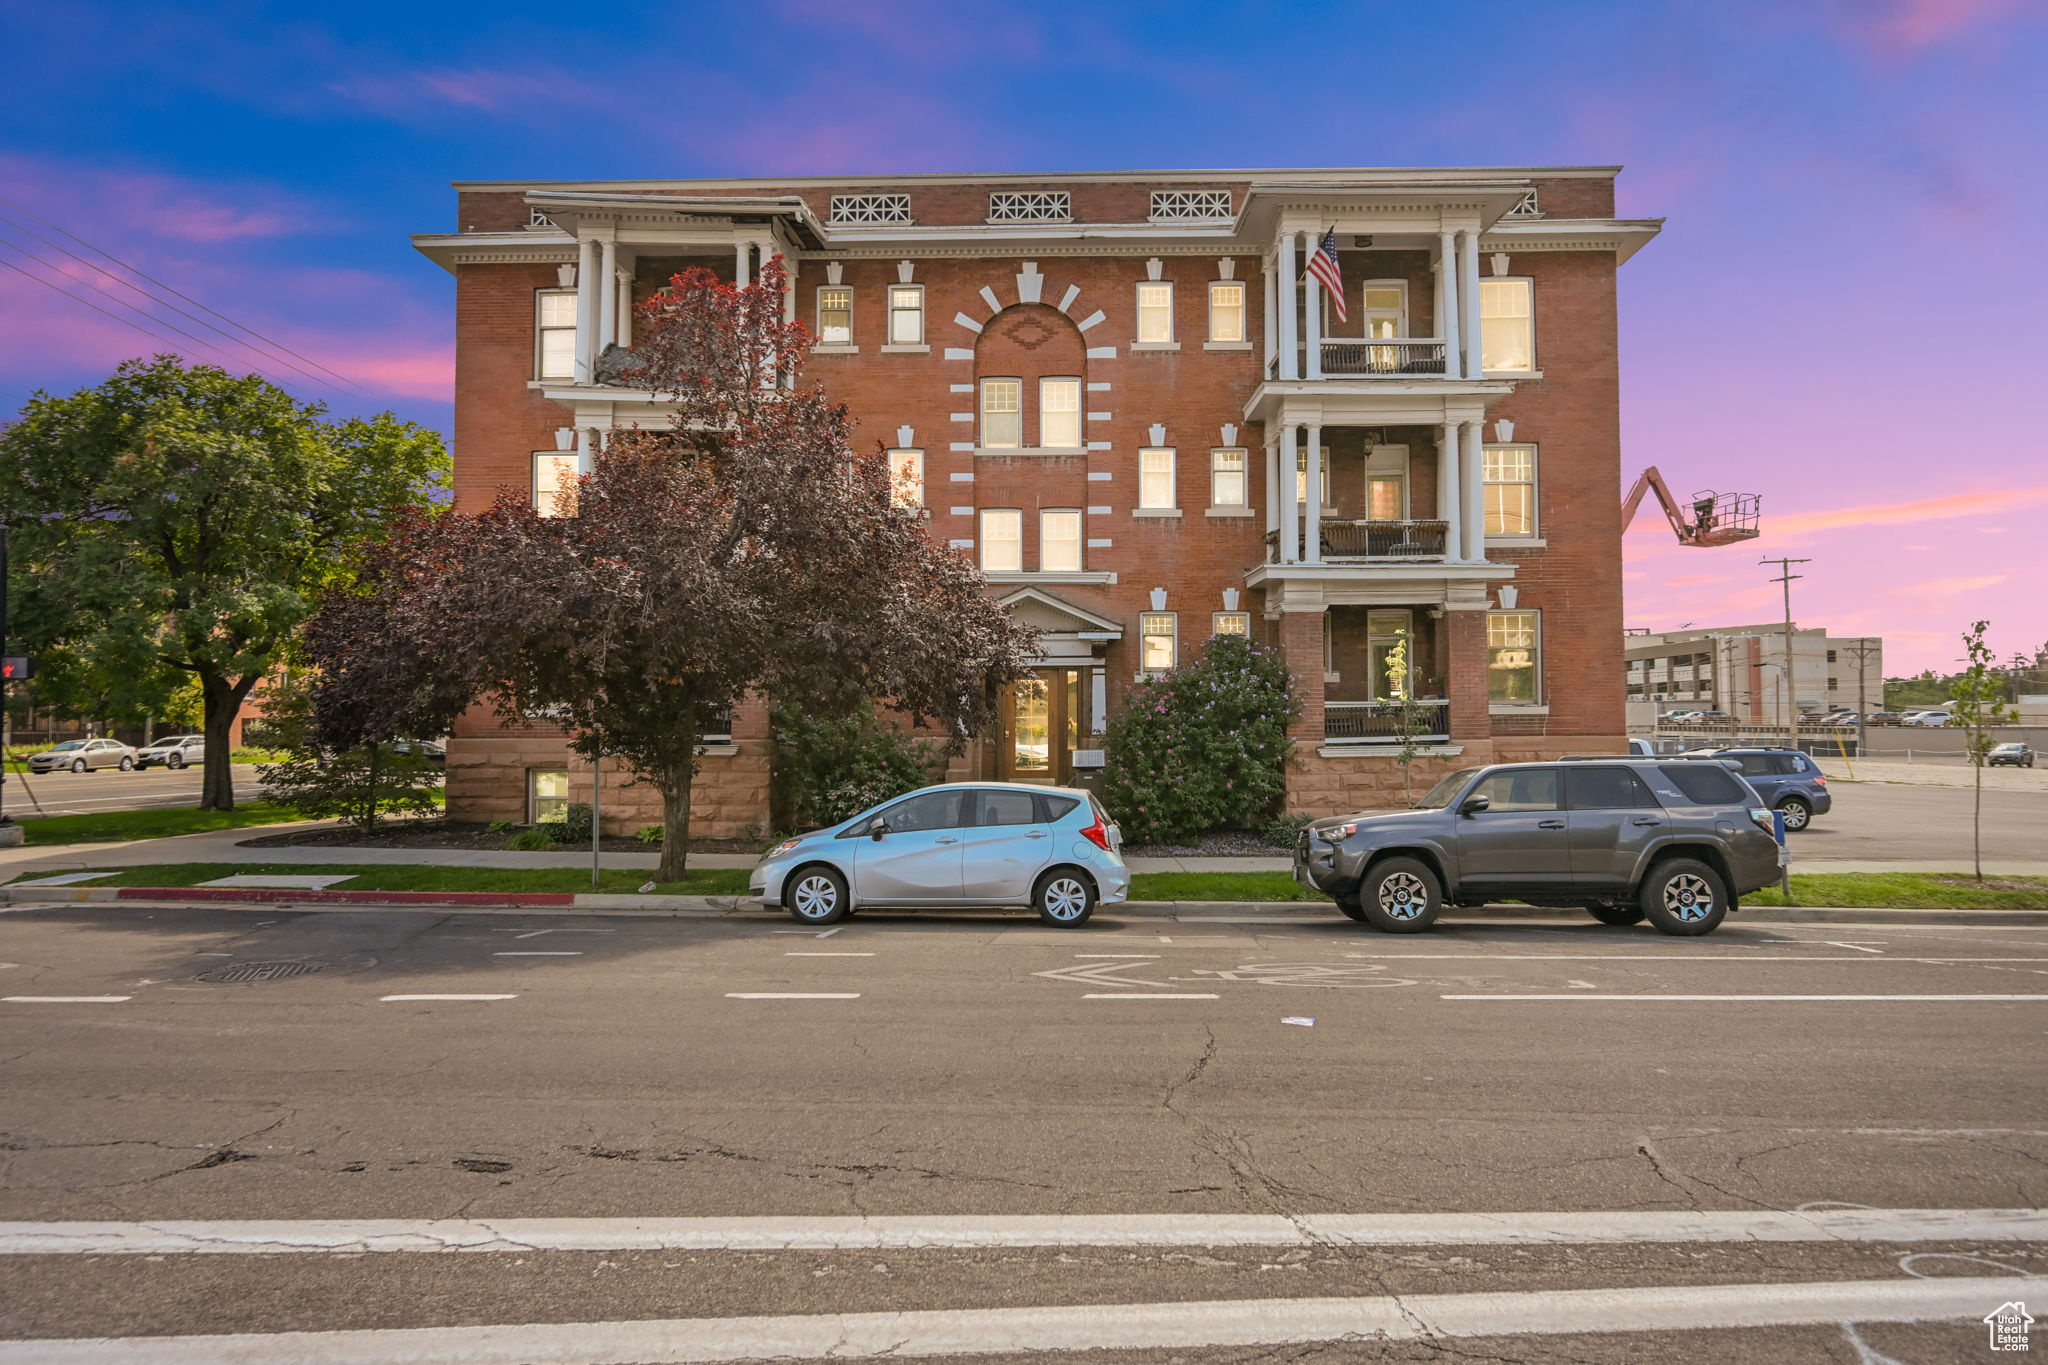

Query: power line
0;252;202;358
0;191;369;396
0;207;360;397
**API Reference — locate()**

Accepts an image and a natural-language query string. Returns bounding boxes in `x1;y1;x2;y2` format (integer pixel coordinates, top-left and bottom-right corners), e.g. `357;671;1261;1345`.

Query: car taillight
1748;808;1774;833
1814;774;1826;785
1079;813;1113;851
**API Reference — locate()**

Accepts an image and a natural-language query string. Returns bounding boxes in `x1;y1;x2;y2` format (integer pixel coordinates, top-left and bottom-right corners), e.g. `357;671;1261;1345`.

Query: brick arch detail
950;261;1110;342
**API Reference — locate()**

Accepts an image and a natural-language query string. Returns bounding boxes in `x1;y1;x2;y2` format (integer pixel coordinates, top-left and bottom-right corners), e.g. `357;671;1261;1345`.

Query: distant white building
1623;624;1882;730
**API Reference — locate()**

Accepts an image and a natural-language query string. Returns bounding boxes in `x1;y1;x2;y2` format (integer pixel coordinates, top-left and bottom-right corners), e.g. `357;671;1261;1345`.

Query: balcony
1316;338;1448;377
1266;519;1450;564
1325;699;1451;746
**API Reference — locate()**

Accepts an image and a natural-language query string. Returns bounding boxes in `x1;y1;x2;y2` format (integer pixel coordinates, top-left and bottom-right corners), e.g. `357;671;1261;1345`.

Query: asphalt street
1787;779;2048;863
2;902;2044;1360
0;764;269;819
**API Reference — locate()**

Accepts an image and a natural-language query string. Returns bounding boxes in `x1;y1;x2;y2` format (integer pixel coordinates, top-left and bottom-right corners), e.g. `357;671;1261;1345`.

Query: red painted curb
112;887;576;907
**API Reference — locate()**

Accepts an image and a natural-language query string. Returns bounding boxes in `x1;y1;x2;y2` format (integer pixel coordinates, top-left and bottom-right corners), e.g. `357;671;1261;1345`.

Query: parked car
135;735;204;769
390;739;446;764
1680;746;1832;831
1293;759;1780;936
27;738;139;773
1658;710;1703;723
751;782;1128;927
1865;712;1905;727
1902;710;1952;727
1823;713;1861;728
1988;742;2036;768
1694;709;1732;721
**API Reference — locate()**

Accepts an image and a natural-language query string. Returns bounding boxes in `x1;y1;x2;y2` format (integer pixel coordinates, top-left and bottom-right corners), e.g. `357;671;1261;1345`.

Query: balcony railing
1325;699;1451;745
1266;519;1449;563
1319;338;1447;377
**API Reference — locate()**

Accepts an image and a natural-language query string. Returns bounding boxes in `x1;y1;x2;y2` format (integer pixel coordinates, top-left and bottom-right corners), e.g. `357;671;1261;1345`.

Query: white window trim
1212;611;1251;638
1482;442;1541;540
814;283;855;351
531;451;581;517
1209;446;1249;510
527;768;571;824
1039;508;1084;574
1137;446;1178;513
1206;279;1247;346
1133;280;1178;350
979;508;1023;574
1479;275;1538;376
886;283;926;348
1356;277;1409;338
887;448;924;510
1487;608;1544;707
1139;611;1178;674
979;376;1022;451
1037;376;1083;454
534;287;577;382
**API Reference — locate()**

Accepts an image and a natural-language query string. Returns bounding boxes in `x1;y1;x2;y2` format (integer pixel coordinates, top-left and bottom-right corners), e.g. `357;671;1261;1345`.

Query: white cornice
452;165;1624;193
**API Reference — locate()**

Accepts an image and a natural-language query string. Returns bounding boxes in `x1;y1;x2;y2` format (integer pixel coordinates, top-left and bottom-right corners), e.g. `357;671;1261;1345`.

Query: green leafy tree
769;702;942;834
0;357;448;810
1382;634;1438;803
251;674;443;833
1103;633;1300;844
1950;619;2016;880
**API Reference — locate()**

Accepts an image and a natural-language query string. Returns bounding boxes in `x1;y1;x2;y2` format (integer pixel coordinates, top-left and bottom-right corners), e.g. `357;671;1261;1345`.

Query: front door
1455;767;1573;892
1001;670;1081;784
849;789;967;903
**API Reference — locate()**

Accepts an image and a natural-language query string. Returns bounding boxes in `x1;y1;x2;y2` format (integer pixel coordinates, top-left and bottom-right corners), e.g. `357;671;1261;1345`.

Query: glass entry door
1002;669;1082;783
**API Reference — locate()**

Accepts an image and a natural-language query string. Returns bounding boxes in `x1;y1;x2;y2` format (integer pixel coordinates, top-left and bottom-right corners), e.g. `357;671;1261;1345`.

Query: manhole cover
197;961;323;983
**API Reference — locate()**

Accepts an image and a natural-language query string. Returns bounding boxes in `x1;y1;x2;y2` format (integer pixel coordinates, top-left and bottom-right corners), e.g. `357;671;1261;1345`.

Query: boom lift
1622;467;1760;547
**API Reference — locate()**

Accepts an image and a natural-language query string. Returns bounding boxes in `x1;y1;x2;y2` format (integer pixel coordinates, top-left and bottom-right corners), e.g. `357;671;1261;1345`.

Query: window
529;769;570;824
1359;280;1407;339
972;787;1041;826
1487;610;1541;702
1483;444;1538;537
532;452;581;517
987;190;1070;222
1295;447;1332;507
1480;278;1535;372
1469;767;1559;812
1366;474;1405;521
1136;282;1174;344
1826;649;1838;663
1658;763;1749;806
1210;448;1248;507
1140;613;1177;671
1040;509;1082;572
828;193;912;225
815;286;852;344
1139;447;1177;509
888;285;924;345
1208;281;1245;342
1563;767;1657;810
979;509;1022;572
1213;611;1250;637
1039;377;1081;449
887;448;923;509
1828;676;1839;690
869;789;965;833
536;290;577;380
980;378;1021;449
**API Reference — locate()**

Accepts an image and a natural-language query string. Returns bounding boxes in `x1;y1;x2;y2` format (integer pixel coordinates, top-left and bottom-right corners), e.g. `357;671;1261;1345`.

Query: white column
1263;437;1280;538
735;240;751;287
1305;422;1323;562
1262;257;1277;378
1277;232;1298;380
1437;230;1460;378
595;237;617;361
575;424;594;476
1302;231;1323;381
1439;420;1463;561
1462;419;1486;559
573;237;600;384
1280;423;1301;563
614;271;632;347
1091;667;1108;734
1460;229;1484;379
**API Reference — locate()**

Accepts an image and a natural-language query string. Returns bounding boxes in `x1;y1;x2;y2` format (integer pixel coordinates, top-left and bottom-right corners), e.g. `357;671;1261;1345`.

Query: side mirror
870;821;889;841
1458;794;1491;816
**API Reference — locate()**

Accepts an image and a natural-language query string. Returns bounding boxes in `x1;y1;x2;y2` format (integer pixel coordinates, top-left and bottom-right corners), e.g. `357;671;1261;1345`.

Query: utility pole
1760;557;1810;750
1842;636;1882;761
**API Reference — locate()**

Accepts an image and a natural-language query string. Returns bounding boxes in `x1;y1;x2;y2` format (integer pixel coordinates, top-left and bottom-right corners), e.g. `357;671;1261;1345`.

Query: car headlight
1321;822;1359;841
767;838;803;857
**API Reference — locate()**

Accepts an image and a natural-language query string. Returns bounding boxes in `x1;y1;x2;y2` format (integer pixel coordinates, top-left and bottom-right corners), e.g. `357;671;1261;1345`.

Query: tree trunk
198;673;240;811
1974;760;1983;881
658;762;696;883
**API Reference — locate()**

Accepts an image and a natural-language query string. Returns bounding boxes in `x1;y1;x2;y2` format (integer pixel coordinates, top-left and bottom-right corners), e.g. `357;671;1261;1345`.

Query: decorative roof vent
828;193;913;225
1149;190;1233;223
526;207;557;229
987;190;1071;224
1505;190;1543;219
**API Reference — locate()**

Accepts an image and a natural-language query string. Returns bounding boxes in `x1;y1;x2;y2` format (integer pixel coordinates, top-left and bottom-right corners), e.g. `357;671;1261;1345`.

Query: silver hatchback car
750;782;1129;927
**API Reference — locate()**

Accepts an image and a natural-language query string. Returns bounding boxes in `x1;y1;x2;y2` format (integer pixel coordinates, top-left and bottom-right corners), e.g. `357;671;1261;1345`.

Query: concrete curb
4;885;2047;926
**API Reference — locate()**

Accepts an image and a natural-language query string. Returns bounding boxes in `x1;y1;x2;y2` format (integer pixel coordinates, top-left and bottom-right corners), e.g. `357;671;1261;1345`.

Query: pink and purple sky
1;0;2040;673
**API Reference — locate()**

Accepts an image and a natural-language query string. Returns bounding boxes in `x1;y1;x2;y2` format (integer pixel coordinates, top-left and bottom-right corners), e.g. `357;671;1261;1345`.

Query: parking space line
784;952;874;957
726;993;861;1000
1082;993;1219;1000
380;994;517;1002
1074;954;1161;959
493;952;581;956
1345;954;2048;962
3;996;131;1003
1443;993;2048;1002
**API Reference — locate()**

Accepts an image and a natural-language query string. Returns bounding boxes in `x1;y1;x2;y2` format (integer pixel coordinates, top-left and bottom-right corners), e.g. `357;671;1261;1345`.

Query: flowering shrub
769;702;943;833
1102;634;1300;844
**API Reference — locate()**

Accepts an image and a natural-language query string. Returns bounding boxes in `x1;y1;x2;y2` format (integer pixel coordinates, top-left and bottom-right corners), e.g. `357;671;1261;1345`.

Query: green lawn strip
1129;871;1330;903
15;803;307;845
5;861;748;897
1746;873;2048;910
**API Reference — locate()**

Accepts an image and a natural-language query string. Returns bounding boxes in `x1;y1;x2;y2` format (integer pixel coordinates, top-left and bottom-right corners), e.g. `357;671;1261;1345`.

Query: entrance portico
991;588;1122;786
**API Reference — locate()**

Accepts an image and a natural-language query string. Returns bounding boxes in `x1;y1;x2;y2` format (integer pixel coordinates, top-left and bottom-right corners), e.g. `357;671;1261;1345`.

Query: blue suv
1682;747;1832;831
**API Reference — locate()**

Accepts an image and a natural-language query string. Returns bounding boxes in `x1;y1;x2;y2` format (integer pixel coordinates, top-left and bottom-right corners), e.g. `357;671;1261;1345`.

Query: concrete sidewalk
5;823;2048;880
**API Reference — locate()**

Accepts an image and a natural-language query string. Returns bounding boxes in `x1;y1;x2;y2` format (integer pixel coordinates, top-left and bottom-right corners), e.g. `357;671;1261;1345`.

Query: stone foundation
444;737;773;838
1284;733;1625;817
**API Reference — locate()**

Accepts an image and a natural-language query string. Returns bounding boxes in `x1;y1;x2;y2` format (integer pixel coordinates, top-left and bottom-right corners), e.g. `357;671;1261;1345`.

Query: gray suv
1294;760;1783;936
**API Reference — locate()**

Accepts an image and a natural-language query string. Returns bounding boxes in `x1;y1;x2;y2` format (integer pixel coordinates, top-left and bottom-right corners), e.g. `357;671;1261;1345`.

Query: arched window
973;304;1087;453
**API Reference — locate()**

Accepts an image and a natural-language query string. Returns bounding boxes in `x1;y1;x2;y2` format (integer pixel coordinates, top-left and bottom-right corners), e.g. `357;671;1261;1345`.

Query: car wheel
1777;796;1813;832
1034;868;1096;927
71;759;87;774
786;865;849;925
1585;903;1646;926
1359;856;1443;934
1640;858;1729;936
118;756;134;771
1333;894;1370;922
167;754;184;770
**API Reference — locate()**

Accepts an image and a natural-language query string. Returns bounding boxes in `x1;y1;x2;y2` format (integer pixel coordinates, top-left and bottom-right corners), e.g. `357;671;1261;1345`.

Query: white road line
5;1276;2038;1364
1343;954;2048;962
2;996;130;1004
1074;954;1162;959
784;952;874;957
1444;993;2048;1002
5;1209;2041;1255
725;993;860;1000
1082;993;1219;1000
380;994;518;1002
492;951;582;956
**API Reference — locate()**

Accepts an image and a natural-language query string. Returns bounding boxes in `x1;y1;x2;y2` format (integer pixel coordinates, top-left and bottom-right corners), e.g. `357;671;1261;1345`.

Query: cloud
1664;574;1729;587
1893;574;2007;598
1769;487;2048;537
330;66;615;120
1826;0;2029;56
0;152;310;243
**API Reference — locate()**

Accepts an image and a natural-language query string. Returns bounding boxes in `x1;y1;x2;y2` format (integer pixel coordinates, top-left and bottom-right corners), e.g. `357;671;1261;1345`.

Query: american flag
1305;229;1347;324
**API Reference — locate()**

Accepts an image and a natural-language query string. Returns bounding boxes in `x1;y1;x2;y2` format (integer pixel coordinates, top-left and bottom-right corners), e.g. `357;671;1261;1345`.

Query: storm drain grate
197;961;322;983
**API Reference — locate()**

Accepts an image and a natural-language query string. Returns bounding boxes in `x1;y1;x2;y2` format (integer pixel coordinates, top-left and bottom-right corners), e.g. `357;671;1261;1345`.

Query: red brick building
413;166;1660;834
